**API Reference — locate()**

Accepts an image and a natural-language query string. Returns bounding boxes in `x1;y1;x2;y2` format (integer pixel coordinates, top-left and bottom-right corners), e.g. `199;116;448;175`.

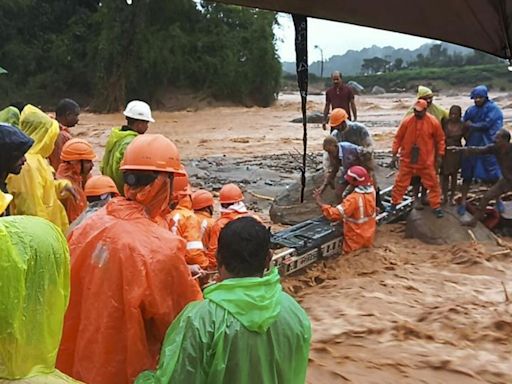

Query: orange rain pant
391;164;441;209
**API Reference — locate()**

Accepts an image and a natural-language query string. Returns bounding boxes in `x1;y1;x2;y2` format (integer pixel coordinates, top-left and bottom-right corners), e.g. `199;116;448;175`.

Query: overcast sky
275;14;434;63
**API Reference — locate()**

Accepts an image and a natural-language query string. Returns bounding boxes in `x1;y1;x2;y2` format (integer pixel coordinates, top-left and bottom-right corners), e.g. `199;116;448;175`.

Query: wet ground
76;91;512;383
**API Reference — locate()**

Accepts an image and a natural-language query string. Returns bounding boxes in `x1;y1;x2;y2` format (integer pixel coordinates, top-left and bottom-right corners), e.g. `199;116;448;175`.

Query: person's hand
188;264;206;279
62;185;80;202
389;155;399;169
435;155;443;171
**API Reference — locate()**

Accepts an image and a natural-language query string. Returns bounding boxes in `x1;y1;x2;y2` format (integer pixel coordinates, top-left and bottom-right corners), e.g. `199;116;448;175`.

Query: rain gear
322;185;377;253
101;127;138;194
0;216;77;382
0;123;33;215
48;126;72;171
206;204;252;268
56;162;88;223
195;210;215;265
0;106;21;127
462;86;503;181
391;113;445;208
135;268;311;384
168;196;209;268
66;199;107;234
57;195;203;384
404;86;448;123
6;105;69;232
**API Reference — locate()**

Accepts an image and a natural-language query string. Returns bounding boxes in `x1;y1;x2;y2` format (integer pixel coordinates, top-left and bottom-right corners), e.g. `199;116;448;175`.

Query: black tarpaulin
218;0;512;60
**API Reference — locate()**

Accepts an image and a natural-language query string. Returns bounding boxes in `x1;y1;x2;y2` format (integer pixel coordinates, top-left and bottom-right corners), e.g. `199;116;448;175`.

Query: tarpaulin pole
292;14;308;203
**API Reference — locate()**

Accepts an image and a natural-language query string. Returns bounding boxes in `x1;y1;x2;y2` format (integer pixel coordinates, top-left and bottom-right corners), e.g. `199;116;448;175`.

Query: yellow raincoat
0;106;21;127
405;85;449;123
6;105;69;232
0;215;79;383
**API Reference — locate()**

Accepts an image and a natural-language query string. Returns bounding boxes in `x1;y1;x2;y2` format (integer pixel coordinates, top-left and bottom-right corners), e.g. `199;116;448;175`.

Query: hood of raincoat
0;123;34;175
470;85;488;99
20;105;59;158
417;85;433;98
0;215;70;379
0;106;21;127
204;268;282;333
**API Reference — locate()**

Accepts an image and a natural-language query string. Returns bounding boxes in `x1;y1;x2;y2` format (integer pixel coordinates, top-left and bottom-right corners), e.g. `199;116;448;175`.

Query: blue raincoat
461;85;503;181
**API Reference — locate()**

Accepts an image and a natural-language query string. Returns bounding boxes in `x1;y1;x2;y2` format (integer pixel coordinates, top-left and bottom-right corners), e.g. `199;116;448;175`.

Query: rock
290;112;324;124
371;86;386;95
405;206;496;245
347;81;365;95
269;162;394;225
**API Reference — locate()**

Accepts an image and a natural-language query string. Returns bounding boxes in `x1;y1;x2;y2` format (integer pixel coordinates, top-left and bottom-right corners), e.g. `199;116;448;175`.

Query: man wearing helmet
314;165;377;253
328;108;372;149
205;183;256;267
56;138;96;223
192;189;216;265
57;134;202;384
101;100;154;194
169;171;209;269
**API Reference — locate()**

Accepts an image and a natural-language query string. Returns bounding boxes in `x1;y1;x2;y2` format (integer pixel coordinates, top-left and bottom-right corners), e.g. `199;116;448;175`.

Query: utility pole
314;45;324;79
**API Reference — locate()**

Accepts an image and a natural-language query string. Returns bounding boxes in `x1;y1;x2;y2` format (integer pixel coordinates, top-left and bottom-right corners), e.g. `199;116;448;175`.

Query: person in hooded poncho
101;100;154;194
136;216;311;384
459;85;504;214
0;123;33;216
6;105;71;232
0;106;22;127
57;134;202;384
0;215;80;383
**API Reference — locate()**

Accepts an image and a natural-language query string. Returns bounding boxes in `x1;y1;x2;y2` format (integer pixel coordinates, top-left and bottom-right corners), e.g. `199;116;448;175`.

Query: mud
76;91;512;383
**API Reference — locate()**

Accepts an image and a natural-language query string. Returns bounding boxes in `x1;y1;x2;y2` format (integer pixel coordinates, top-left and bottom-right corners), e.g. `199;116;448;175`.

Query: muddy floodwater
77;92;512;383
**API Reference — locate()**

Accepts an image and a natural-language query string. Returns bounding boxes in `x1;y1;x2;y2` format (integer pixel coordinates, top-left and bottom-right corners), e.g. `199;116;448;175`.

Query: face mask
124;173;170;220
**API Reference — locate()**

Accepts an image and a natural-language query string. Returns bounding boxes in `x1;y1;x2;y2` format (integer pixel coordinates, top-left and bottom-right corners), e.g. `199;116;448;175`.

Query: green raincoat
0;106;21;127
136;268;311;384
100;127;138;194
405;85;448;123
0;216;78;383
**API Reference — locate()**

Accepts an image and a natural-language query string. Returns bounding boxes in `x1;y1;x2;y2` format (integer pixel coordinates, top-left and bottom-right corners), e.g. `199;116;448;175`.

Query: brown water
75;92;512;383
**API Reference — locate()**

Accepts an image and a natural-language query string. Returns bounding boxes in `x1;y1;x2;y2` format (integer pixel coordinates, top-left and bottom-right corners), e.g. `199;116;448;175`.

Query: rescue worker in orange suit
314;165;376;253
168;171;209;269
192;189;216;267
390;99;446;218
206;184;252;267
56;138;96;223
57;134;203;384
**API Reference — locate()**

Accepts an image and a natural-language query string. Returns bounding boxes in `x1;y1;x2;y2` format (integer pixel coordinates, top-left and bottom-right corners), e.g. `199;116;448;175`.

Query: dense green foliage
0;1;280;111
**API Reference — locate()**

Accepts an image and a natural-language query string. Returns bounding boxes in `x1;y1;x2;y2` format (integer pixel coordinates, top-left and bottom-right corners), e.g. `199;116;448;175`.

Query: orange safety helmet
329;108;348;127
219;183;244;204
344;165;371;186
84;175;120;197
60;138;96;161
172;170;192;198
120;134;185;174
192;189;214;210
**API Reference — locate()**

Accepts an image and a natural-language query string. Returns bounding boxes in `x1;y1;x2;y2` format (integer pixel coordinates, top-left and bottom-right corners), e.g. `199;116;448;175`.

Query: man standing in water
323;71;357;129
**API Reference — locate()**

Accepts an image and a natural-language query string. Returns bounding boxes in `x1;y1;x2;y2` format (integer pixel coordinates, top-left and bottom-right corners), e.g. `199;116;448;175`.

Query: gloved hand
389;155;399;169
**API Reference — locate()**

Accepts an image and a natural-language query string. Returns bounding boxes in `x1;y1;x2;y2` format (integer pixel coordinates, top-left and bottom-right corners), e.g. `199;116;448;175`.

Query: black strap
293;14;308;203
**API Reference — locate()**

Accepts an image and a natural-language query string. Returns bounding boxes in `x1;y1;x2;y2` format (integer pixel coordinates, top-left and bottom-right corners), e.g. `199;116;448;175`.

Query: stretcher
270;186;413;275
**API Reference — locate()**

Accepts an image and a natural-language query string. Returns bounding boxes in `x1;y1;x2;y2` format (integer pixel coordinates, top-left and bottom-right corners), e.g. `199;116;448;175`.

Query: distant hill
282;42;472;76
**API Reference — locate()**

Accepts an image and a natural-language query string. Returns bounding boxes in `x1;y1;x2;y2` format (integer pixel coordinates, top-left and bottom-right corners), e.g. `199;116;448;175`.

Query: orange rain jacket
56;162;88;223
321;186;377;253
392;113;445;169
168;196;209;268
206;210;251;268
57;197;203;384
391;113;445;208
195;210;215;249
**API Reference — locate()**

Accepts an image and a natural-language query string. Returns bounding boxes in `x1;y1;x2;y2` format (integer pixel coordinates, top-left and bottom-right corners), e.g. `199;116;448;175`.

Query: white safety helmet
123;100;155;123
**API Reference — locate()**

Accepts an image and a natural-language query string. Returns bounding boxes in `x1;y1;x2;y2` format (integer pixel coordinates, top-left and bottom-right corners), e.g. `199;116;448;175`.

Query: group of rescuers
315;71;511;253
0;101;311;384
0;74;511;384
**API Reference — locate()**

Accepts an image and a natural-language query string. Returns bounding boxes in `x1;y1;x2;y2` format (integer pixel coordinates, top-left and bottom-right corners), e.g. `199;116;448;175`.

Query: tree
393;57;404;71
